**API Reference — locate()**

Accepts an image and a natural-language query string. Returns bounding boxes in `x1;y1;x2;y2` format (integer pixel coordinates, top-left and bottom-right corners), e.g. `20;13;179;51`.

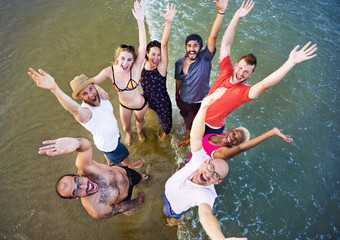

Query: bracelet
218;12;225;15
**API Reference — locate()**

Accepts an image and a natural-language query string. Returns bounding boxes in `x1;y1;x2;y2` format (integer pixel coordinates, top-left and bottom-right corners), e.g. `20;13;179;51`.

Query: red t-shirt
205;56;253;128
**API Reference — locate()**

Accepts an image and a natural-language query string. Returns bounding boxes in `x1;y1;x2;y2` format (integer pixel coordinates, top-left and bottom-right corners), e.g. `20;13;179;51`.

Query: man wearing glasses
38;136;148;219
164;88;247;240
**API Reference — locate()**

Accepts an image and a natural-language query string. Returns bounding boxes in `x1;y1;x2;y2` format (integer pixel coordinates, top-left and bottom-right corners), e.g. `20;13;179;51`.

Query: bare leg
178;130;190;148
135;104;148;143
103;154;115;166
120;106;133;146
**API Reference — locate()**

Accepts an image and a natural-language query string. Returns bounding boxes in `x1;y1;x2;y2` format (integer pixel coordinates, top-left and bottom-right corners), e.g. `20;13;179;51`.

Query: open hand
214;0;229;13
273;128;294;143
235;0;254;19
288;41;317;65
28;68;57;90
132;0;144;22
39;137;80;156
160;3;177;23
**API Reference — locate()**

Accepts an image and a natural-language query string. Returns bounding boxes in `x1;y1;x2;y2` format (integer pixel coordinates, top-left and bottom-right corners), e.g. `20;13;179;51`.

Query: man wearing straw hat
38;136;148;219
28;68;143;168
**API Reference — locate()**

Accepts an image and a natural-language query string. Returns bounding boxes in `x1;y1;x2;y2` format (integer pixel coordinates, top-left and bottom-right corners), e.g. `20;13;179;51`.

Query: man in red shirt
205;0;318;135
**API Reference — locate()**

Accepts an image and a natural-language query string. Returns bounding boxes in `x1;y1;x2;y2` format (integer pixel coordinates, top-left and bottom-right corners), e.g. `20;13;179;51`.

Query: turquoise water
0;0;339;239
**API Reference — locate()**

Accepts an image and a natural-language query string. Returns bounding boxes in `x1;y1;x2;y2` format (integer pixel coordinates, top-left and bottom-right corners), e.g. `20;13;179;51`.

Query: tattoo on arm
104;198;141;217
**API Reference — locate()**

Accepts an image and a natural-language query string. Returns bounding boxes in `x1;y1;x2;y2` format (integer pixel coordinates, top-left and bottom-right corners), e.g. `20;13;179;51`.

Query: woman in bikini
94;0;147;146
186;127;293;163
140;3;177;141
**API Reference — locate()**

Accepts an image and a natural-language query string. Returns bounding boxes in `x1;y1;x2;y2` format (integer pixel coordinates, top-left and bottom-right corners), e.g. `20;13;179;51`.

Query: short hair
237;53;257;73
55;174;77;199
114;45;137;64
145;40;161;60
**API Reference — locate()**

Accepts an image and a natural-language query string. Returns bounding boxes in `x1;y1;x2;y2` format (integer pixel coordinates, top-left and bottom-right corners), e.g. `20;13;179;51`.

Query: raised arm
199;203;247;240
93;66;111;85
214;128;293;160
248;41;318;99
38;137;93;169
191;88;227;152
220;0;254;60
158;3;177;75
206;0;229;53
93;192;145;219
28;68;91;123
132;0;147;73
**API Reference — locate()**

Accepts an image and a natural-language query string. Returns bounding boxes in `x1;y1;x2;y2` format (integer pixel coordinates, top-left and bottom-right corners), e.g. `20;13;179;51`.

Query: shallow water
0;0;339;239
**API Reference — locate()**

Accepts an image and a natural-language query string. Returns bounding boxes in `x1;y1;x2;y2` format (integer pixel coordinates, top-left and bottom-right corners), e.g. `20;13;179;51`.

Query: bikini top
112;65;138;92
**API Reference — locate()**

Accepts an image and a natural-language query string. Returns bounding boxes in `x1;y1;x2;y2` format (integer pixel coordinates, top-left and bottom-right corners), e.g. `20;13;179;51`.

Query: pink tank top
187;134;225;163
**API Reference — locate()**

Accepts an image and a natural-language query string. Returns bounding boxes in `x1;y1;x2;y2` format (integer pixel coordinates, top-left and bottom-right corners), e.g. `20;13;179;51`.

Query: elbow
89;212;102;220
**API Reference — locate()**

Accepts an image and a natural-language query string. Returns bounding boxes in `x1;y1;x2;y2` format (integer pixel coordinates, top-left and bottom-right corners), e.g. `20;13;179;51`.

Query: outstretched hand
28;68;57;90
39;137;80;156
234;0;254;19
288;41;317;65
132;0;144;22
201;88;227;108
160;3;177;23
272;128;294;143
213;0;229;12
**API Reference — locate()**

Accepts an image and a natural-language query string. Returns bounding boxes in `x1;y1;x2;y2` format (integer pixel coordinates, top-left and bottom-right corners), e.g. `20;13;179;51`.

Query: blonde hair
114;45;137;64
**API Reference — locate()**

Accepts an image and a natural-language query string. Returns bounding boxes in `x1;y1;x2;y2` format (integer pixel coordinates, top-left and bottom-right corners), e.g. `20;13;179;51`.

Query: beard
187;50;199;60
84;93;100;107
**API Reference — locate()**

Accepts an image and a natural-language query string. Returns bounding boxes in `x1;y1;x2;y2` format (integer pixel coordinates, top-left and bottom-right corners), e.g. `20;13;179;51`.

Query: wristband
218;12;225;15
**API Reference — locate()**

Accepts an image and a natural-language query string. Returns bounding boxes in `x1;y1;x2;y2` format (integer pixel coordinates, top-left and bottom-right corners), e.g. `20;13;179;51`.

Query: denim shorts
100;137;129;164
163;195;186;220
204;124;225;136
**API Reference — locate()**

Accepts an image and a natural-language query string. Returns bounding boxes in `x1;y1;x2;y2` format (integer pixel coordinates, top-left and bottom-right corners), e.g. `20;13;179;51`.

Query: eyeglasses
120;44;135;51
73;176;83;197
206;160;221;181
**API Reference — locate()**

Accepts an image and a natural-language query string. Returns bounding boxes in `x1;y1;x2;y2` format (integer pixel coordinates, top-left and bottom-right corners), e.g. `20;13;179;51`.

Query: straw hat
234;127;250;142
70;74;95;99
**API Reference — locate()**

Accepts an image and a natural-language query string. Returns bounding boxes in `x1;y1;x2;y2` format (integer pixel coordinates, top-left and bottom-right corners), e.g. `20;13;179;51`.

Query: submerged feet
160;132;168;142
127;159;144;169
138;131;146;143
177;139;190;148
125;133;132;146
141;173;149;182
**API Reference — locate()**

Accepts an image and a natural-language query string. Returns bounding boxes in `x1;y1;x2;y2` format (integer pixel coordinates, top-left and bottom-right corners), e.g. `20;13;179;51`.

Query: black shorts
122;166;142;202
176;95;201;130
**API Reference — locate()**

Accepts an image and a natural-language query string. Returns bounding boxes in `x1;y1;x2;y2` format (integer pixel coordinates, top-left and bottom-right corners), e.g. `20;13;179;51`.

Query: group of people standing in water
28;0;317;239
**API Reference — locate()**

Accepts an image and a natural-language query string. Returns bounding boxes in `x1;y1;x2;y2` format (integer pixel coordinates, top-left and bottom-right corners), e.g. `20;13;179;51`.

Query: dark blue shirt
174;47;216;103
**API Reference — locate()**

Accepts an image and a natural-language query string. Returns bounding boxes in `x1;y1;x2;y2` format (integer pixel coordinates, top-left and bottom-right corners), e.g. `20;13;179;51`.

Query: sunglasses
207;160;221;181
149;40;161;48
120;44;135;51
73;175;83;197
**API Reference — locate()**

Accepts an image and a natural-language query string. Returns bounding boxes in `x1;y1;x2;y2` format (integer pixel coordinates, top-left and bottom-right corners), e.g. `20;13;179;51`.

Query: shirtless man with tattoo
38;136;148;219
